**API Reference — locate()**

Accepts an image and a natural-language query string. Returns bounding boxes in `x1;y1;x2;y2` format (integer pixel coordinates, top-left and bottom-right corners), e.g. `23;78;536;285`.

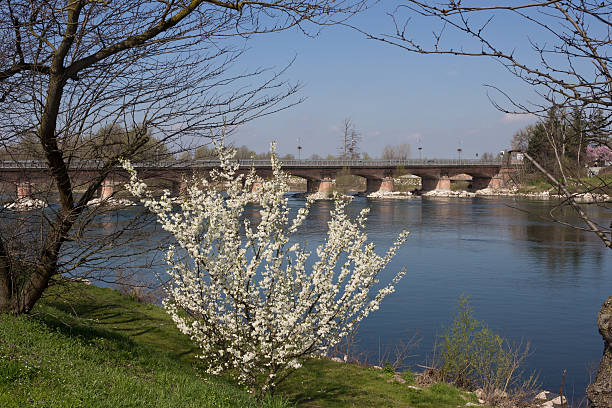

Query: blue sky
227;3;542;159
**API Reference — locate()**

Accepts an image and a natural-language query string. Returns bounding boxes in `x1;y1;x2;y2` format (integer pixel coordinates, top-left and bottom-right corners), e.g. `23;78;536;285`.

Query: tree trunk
0;236;15;313
587;296;612;408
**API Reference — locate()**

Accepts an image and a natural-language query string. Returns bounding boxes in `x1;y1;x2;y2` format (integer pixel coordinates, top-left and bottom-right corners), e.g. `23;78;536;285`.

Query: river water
319;196;609;404
86;195;611;402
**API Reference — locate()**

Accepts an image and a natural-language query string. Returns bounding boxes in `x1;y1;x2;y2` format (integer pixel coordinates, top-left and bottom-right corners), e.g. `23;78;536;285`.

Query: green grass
0;282;480;407
516;173;612;195
278;359;479;407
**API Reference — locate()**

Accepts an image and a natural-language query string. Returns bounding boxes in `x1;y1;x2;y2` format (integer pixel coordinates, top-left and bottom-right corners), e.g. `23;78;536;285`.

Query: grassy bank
1;282;480;407
515;173;612;194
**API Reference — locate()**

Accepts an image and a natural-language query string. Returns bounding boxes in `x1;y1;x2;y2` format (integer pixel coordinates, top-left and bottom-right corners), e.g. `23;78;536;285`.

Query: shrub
437;296;533;402
122;142;408;400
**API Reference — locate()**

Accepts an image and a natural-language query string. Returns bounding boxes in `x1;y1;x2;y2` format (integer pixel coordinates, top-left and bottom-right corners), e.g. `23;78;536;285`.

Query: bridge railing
0;158;519;169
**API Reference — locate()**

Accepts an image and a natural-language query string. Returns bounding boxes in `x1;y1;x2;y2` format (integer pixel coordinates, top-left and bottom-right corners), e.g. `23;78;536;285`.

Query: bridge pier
489;175;504;189
365;177;394;194
421;176;450;192
251;181;263;193
307;178;334;195
100;178;115;199
16;181;32;199
471;175;505;190
171;180;189;196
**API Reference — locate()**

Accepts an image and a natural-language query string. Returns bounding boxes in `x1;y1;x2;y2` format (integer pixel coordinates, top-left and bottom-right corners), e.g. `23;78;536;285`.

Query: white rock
423;190;476;198
87;197;135;207
575;192;594;203
388;374;406;384
535;391;550;401
539;401;554;408
305;192;353;200
5;198;47;210
367;190;412;199
550;395;567;405
407;385;421;390
72;277;91;285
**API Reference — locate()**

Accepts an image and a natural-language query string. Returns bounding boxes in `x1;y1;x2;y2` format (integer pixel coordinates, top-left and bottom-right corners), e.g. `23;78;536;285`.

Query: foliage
586;145;612;165
437;296;532;400
512;107;594;174
123;143;409;399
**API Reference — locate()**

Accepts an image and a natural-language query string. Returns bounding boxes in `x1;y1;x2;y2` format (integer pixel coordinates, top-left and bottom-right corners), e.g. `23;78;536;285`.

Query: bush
437;296;534;402
123;142;409;400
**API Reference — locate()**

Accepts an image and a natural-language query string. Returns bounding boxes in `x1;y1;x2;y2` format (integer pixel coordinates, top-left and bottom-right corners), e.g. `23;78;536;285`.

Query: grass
278;359;479;407
1;282;481;407
515;172;612;195
0;283;281;408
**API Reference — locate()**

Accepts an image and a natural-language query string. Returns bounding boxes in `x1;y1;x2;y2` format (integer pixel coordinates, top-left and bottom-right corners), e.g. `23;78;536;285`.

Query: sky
224;2;546;159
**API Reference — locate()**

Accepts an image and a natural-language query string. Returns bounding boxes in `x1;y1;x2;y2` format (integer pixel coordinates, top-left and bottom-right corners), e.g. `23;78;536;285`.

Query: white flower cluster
121;141;409;398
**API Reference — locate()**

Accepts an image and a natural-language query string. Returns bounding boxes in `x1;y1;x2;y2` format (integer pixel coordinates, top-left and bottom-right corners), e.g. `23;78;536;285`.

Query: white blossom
121;140;409;399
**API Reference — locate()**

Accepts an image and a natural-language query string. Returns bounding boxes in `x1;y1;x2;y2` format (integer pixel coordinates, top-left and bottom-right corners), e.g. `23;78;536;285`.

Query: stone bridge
0;158;518;199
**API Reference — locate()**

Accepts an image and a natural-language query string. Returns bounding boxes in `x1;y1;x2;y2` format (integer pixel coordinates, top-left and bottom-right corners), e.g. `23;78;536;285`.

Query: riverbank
295;188;612;203
1;282;487;408
422;188;612;202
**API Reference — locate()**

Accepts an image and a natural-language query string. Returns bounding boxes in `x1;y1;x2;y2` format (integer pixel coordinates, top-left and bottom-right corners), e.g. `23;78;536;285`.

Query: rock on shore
366;191;413;199
587;296;612;408
421;188;611;202
4;198;47;211
86;197;136;207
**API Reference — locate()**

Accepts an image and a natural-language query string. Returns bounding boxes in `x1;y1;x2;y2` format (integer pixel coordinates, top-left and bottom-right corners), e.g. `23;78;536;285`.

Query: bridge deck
0;159;517;170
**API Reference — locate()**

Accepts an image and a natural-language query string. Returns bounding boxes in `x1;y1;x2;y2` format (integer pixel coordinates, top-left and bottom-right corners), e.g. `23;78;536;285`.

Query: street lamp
457;147;462;161
297;138;302;160
418;146;422;160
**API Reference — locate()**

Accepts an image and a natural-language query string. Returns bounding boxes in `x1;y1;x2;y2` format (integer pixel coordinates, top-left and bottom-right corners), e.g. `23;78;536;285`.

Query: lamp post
297;138;302;160
457;147;462;162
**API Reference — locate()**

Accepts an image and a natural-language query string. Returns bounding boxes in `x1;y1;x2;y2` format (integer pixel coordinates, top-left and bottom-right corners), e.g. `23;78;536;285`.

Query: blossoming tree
122;143;408;399
586;145;612;165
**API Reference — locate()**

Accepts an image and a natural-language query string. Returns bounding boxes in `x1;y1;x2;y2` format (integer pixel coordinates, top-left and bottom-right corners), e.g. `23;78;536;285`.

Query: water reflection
507;203;605;276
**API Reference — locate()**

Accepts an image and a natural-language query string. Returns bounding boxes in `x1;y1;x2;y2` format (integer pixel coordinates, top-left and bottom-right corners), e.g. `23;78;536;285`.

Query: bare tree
0;0;368;315
381;143;411;160
338;117;361;159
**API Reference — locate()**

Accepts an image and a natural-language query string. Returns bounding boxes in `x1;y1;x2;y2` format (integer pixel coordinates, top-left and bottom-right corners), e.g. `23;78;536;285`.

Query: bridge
0;158;518;199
